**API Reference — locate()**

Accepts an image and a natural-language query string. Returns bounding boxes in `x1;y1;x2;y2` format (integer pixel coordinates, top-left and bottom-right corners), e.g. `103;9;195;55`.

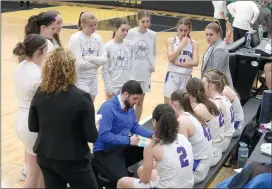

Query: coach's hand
130;135;140;145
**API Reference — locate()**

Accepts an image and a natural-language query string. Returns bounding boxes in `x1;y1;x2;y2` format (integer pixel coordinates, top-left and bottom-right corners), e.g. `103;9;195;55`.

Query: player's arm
176;40;199;68
140;142;154;183
131;109;154;138
222;87;235;103
166;37;183;63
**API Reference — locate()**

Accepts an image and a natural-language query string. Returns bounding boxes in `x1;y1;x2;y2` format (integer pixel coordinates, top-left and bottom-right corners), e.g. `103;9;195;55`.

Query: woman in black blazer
28;48;99;189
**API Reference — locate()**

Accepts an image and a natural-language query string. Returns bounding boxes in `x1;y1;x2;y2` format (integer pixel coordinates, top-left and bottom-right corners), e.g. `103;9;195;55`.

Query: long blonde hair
40;48;76;94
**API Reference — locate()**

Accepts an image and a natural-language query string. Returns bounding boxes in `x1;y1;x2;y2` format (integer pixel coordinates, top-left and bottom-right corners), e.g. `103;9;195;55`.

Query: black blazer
29;85;98;161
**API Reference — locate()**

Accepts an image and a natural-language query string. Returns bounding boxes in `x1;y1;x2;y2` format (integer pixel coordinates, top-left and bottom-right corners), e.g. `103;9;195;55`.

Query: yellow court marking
2;5;137;25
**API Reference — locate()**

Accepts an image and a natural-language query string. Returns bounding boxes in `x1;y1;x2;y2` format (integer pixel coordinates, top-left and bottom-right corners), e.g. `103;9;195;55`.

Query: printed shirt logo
82;41;98;56
113;49;129;70
134;40;150;60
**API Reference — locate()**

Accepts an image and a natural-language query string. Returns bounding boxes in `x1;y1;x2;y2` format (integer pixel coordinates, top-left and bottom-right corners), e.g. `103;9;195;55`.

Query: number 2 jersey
156;134;194;188
168;36;194;75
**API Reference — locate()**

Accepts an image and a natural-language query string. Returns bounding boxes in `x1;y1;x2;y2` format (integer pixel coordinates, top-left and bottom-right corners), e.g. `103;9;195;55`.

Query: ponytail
13;42;26;57
186;78;220;116
25;12;56;36
171;90;207;126
13;34;47;62
207;69;240;99
78;11;97;31
25;15;40;36
196;90;220;116
205;20;223;36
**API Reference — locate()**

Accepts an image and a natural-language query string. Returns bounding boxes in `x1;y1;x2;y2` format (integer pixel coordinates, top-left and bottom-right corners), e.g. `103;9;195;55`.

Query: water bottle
245;33;251;48
237;142;249;168
258;25;263;40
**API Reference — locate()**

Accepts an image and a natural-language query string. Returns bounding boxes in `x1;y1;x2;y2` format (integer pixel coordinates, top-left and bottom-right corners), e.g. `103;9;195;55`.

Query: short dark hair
121;80;143;95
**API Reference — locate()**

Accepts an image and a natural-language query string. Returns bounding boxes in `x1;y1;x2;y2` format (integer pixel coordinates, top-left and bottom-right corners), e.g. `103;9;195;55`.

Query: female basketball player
164;17;199;104
170;90;213;184
25;12;56;54
68;11;107;101
13;34;48;188
211;69;244;137
47;10;63;47
202;71;235;153
102;18;133;99
21;12;57;181
117;104;194;188
186;77;224;167
126;10;156;120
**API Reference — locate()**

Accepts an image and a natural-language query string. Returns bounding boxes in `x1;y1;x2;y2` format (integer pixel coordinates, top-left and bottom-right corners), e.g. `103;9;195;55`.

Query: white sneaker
20;168;27;182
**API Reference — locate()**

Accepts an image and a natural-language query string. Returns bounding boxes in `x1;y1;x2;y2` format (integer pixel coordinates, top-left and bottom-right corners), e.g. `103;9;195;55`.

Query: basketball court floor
1;1;234;188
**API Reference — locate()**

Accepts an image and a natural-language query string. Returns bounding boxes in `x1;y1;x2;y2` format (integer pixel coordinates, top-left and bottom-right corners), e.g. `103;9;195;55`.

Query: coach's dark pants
37;155;98;189
233;27;248;42
92;145;144;187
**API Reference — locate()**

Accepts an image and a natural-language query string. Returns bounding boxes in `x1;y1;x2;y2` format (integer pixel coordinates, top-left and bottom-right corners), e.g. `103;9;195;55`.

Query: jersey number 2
177;146;189;167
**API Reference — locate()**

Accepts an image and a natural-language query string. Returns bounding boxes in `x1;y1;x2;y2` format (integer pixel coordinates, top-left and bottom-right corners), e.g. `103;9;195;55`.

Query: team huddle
13;8;245;189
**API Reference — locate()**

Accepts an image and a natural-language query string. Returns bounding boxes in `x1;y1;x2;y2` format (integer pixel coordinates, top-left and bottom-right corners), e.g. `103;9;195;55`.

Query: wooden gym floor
1;1;235;188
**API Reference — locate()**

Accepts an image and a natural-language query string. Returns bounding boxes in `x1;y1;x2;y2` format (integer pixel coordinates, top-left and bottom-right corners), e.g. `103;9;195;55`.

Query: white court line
7;23;25;27
139;115;152;125
159;27;176;32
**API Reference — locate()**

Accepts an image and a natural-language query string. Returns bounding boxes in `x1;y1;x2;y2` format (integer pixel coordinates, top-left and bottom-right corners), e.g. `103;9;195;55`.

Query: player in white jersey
102;18;133;99
212;69;244;137
186;77;225;167
117;104;194;188
164;17;199;104
203;70;235;152
13;34;48;188
126;10;156;120
170;90;213;183
68;11;107;101
21;12;58;181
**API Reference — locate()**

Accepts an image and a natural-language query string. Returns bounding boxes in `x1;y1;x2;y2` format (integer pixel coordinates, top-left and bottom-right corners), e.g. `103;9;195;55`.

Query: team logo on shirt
134;40;150;60
113;49;129;70
82;41;98;56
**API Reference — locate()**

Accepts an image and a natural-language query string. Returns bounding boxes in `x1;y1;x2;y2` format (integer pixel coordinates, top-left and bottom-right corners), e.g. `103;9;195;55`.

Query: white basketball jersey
157;134;194;188
216;96;235;137
168;36;193;74
226;86;244;122
206;103;225;145
182;112;211;160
